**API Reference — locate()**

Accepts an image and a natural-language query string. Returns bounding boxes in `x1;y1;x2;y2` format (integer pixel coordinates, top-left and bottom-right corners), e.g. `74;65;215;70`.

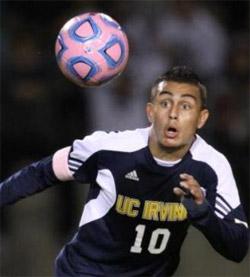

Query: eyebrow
159;90;197;101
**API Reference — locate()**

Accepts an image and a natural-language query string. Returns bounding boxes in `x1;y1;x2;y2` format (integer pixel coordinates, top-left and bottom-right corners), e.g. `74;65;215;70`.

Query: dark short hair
150;66;207;109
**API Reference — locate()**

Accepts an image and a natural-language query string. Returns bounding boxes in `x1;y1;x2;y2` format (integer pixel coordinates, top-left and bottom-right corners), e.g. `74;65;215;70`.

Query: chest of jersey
94;148;194;227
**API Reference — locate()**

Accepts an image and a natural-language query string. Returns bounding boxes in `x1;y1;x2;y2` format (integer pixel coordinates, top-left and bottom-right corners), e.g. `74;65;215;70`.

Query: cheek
181;113;200;131
154;113;167;127
152;114;167;136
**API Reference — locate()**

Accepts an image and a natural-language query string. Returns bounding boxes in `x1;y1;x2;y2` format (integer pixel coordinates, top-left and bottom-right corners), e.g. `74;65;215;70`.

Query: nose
169;114;177;120
169;104;178;120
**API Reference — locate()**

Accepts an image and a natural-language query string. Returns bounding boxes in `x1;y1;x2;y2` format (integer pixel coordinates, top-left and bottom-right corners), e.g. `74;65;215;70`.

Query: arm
0;147;73;207
174;173;249;262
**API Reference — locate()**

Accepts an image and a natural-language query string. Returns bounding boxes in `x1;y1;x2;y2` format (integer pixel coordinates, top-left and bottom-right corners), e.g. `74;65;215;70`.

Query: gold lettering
167;203;175;221
116;194;140;217
142;200;150;220
143;201;187;222
116;194;128;215
168;203;187;221
117;195;187;222
159;202;170;221
127;198;140;217
142;201;160;221
174;203;187;221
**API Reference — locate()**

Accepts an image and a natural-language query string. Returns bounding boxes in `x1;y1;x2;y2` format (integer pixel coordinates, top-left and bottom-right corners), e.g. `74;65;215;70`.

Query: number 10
130;224;171;254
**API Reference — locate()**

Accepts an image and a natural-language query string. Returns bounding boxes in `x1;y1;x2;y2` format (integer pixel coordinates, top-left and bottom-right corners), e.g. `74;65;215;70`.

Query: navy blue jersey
55;127;248;276
1;127;249;276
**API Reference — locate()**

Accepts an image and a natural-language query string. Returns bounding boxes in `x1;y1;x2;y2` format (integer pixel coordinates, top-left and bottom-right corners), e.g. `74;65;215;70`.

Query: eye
160;100;170;108
181;103;192;110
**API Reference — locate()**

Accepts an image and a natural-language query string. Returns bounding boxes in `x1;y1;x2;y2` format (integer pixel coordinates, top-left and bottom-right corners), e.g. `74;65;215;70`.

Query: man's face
146;81;209;156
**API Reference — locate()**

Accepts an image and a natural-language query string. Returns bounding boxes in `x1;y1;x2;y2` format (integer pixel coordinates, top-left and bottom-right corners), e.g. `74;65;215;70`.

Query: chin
161;139;181;149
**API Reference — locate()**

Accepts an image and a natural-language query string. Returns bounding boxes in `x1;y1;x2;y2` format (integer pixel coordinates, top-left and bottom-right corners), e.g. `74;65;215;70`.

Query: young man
1;66;249;276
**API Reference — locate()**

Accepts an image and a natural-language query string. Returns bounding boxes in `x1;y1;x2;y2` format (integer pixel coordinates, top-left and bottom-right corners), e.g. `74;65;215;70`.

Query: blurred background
1;0;249;276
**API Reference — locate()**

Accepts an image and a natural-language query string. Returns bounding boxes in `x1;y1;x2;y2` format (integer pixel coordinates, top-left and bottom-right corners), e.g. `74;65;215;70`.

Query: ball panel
68;56;100;81
68;15;101;43
55;35;68;62
106;43;121;63
98;36;124;69
75;20;95;38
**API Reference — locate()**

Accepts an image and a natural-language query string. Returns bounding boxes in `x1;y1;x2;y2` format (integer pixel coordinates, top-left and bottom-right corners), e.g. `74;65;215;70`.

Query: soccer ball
55;12;129;87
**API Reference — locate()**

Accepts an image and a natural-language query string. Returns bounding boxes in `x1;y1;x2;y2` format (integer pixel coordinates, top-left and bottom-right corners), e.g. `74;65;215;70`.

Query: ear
146;102;154;124
197;109;209;129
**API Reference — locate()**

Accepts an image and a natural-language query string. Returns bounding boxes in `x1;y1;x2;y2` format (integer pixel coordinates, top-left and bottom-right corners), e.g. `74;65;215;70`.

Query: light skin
146;80;209;204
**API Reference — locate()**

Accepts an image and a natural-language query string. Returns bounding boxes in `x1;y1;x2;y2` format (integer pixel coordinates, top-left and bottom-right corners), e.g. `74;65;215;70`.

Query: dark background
1;1;249;276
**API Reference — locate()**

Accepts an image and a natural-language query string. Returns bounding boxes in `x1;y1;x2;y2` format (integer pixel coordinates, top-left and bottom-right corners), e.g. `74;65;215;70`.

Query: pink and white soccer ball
55;12;129;87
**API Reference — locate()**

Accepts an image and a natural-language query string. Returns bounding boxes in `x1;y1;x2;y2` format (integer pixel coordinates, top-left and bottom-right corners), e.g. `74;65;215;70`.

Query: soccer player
1;66;249;276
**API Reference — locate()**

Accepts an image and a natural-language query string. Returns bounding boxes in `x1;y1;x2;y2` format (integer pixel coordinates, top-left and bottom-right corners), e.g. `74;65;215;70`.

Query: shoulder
86;127;149;149
190;135;243;213
70;127;150;163
190;135;240;205
190;135;231;171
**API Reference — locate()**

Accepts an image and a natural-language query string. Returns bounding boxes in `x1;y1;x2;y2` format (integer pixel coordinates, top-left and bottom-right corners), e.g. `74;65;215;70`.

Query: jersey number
130;224;170;254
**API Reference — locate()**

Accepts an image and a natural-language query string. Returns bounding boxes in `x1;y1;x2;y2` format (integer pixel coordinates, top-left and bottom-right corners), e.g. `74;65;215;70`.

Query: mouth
165;127;178;139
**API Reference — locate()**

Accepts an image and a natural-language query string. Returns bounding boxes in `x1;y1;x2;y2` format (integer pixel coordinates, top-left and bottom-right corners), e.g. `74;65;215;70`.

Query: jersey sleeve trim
52;147;74;181
214;193;234;218
234;218;249;228
68;156;84;174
